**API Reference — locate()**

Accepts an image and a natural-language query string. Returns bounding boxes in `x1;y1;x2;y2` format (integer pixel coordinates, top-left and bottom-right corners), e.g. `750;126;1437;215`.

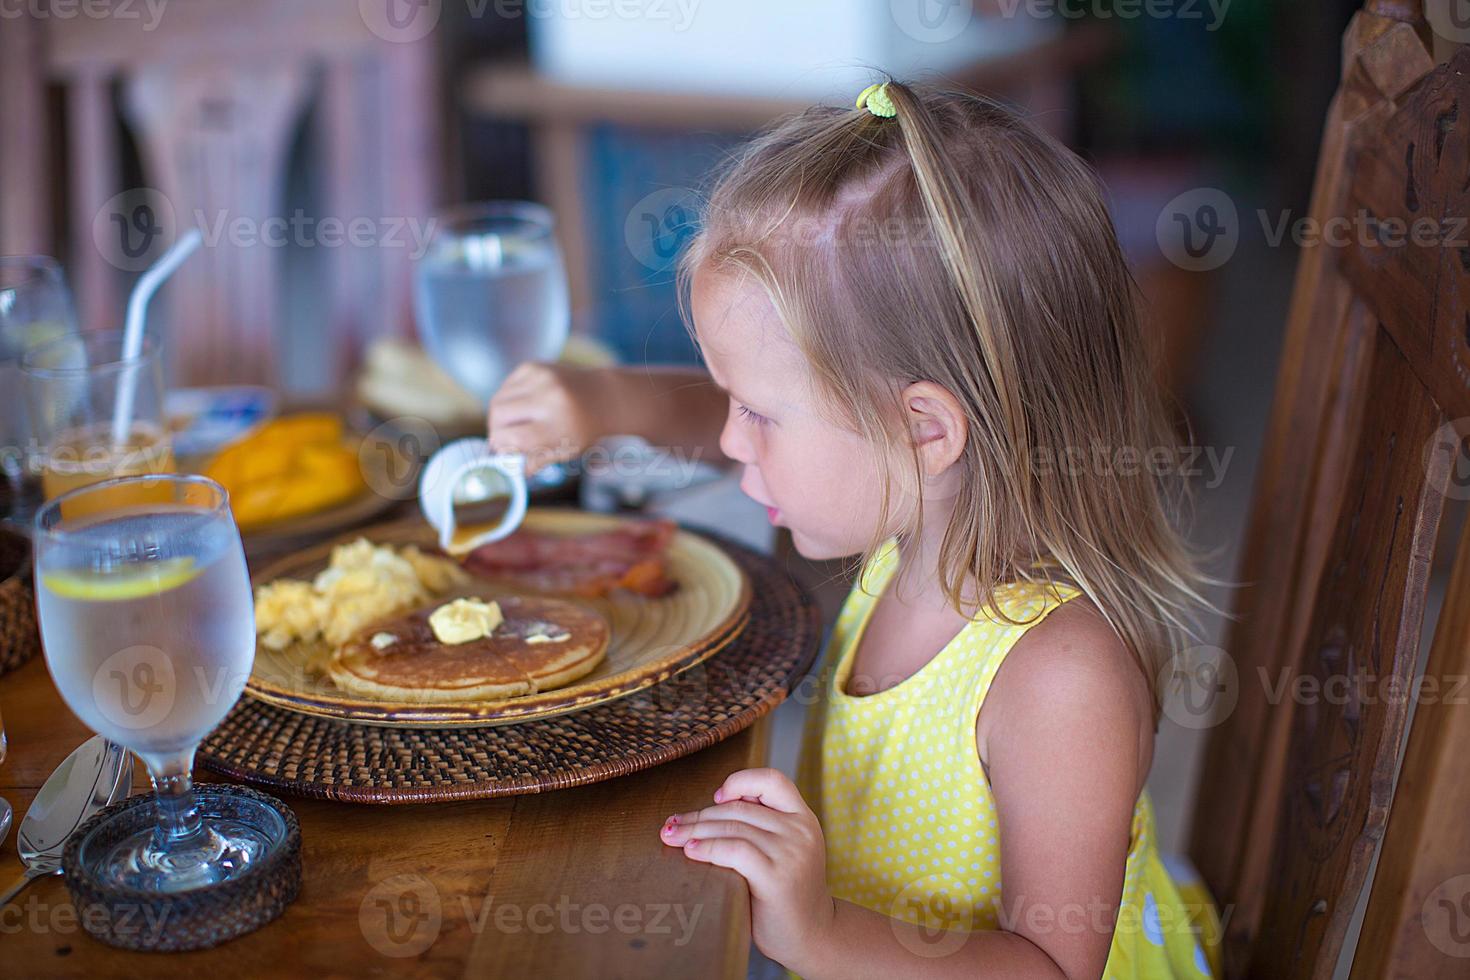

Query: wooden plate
244;510;752;727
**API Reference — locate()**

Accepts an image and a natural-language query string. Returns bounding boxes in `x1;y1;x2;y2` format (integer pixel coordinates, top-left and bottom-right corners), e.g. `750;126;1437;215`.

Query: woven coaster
62;785;302;952
198;535;823;803
0;526;38;678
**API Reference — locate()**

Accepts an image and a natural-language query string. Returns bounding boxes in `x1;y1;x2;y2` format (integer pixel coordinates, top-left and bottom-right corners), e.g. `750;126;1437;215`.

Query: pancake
328;595;609;703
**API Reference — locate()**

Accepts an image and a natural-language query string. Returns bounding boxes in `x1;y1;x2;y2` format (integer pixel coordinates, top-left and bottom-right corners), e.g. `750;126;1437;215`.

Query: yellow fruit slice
203;412;365;531
43;557;199;601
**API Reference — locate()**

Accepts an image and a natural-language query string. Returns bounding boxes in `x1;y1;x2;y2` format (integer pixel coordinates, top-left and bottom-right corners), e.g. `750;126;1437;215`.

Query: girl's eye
736;404;769;426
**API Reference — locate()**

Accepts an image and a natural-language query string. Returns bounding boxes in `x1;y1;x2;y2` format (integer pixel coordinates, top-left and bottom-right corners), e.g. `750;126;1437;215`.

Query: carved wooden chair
1188;3;1470;976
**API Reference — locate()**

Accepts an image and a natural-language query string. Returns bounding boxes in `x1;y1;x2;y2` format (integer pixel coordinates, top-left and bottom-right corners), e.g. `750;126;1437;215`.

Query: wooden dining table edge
0;652;783;977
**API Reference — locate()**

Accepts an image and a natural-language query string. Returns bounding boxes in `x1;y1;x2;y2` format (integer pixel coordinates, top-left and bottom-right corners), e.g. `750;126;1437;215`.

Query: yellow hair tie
856;82;897;118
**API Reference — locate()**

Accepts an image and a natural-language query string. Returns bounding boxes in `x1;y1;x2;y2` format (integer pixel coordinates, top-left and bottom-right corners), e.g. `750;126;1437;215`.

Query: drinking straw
111;229;202;448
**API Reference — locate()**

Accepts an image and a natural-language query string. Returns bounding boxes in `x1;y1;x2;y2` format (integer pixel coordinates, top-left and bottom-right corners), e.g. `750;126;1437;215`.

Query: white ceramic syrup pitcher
419;438;529;555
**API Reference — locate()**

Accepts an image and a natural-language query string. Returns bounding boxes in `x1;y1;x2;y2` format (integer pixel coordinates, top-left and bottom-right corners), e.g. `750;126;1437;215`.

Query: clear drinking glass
22;329;175;505
0;256;78;521
413;201;571;406
33;473;272;892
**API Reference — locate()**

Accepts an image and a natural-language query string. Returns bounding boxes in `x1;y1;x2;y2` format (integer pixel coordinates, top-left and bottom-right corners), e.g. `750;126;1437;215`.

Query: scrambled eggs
255;539;470;651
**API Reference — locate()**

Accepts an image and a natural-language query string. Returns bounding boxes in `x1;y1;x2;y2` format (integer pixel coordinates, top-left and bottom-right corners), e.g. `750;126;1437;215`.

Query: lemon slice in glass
43;557;200;601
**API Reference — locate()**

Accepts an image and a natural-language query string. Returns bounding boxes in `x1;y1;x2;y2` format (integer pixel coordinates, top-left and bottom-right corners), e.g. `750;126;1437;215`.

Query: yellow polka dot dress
795;540;1222;978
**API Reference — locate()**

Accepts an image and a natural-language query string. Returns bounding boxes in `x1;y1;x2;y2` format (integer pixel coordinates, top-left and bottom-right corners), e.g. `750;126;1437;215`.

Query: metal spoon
0;798;11;848
0;737;132;906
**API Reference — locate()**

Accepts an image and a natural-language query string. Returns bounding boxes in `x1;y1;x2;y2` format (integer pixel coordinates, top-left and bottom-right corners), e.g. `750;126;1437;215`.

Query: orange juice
41;421;175;505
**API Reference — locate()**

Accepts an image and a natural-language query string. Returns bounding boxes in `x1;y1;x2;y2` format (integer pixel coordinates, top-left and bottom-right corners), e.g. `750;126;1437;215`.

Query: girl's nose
718;405;754;465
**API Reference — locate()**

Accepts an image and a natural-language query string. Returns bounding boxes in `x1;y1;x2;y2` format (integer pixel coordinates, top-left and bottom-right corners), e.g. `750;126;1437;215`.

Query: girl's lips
766;506;780;524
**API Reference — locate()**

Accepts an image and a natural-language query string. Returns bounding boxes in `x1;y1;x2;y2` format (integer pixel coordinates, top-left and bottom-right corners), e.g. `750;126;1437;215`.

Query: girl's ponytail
881;81;1030;468
873;81;1043;589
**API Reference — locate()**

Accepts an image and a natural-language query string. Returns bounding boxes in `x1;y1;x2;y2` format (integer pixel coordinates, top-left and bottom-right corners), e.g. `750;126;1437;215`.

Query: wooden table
0;652;765;976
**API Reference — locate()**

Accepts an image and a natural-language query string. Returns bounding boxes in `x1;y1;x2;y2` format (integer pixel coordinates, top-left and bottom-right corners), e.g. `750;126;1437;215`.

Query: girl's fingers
486;412;537;448
497;363;562;404
714;768;808;814
489;421;564;462
487;400;542;428
661;819;780;849
680;836;774;883
489;374;535;403
498;362;544;392
666;801;788;835
486;425;535;455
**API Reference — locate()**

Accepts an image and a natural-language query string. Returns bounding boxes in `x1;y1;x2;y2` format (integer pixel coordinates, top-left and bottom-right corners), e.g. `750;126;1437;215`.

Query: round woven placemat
198;534;822;803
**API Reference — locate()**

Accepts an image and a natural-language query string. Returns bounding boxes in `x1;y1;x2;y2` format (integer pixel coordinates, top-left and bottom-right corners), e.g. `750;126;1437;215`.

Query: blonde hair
681;80;1218;713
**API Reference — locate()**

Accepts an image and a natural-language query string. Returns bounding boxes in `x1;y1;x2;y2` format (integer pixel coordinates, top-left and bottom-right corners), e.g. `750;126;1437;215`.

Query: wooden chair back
1188;3;1470;977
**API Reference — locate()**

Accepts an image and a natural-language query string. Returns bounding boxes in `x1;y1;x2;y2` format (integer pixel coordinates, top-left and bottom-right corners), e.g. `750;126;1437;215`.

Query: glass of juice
33;473;283;891
21;329;174;506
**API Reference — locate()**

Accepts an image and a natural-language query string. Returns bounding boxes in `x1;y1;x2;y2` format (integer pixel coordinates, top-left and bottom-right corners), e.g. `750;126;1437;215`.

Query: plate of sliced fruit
201;412;408;551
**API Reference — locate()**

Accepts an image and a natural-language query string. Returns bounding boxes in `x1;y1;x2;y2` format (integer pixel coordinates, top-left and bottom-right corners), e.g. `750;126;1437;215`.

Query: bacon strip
462;519;679;598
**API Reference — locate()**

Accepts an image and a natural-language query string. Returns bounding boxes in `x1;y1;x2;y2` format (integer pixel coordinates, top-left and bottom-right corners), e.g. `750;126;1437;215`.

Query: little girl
488;80;1221;979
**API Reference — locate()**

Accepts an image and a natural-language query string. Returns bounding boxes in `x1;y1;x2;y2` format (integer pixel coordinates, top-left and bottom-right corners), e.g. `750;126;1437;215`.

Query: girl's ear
901;381;968;476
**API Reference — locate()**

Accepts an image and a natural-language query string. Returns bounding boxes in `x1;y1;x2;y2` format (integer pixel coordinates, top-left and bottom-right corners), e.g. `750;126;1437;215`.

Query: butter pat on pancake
329;595;609;703
428;597;503;644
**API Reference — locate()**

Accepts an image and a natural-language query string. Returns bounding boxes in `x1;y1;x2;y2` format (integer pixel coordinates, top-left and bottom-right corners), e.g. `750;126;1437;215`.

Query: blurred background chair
0;0;439;389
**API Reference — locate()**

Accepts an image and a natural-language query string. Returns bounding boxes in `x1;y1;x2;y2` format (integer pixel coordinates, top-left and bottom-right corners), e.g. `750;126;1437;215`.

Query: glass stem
149;754;206;852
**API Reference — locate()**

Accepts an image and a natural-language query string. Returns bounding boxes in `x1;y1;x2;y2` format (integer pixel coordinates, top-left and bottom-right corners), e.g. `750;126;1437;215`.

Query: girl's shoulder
1000;596;1151;714
976;594;1155;765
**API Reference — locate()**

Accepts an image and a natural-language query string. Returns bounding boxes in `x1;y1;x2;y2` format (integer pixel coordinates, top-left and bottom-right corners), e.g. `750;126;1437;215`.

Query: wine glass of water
33;473;273;892
413;201;571;407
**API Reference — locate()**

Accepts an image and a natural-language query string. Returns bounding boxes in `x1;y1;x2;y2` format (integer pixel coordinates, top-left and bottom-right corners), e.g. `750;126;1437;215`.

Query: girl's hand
660;768;835;972
486;362;617;473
